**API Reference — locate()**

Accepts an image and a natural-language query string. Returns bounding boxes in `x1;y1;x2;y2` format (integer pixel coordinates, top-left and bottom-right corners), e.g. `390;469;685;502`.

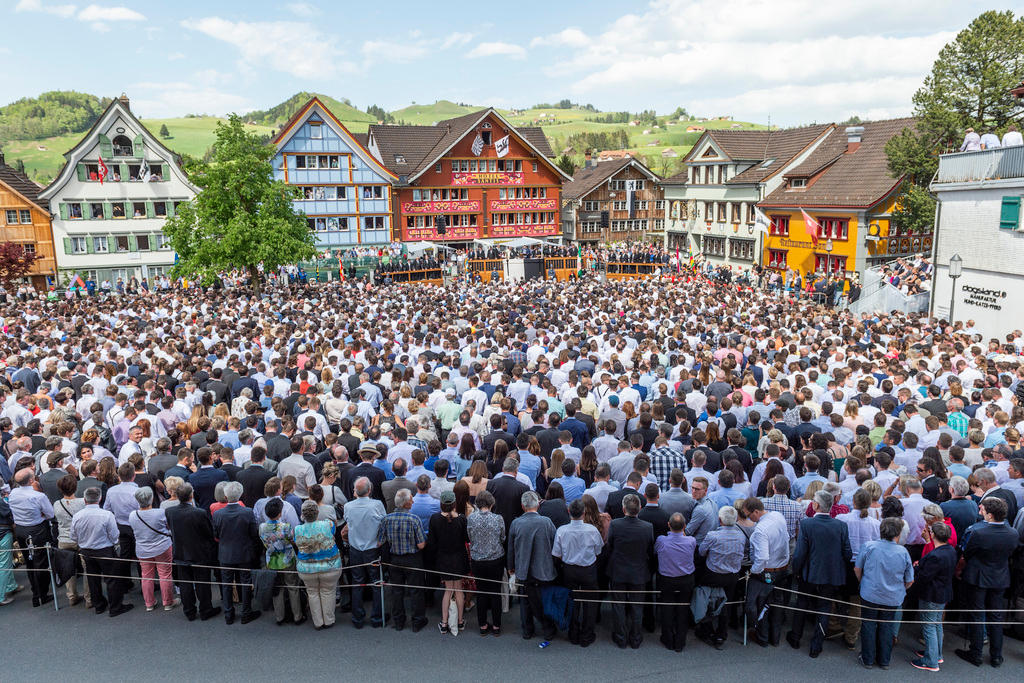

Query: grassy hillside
1;91;768;183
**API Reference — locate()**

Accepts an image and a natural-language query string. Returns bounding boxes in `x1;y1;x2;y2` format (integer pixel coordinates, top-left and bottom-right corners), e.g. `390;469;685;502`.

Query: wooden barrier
467;259;505;283
543;256;582;282
381;268;444;286
602;262;665;281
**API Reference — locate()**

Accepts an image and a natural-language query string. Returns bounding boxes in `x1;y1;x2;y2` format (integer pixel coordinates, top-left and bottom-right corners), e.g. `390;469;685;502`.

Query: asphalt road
3;574;1021;682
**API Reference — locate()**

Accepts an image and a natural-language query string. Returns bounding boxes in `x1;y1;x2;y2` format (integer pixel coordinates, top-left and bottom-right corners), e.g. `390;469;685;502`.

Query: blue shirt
792;473;826;499
856;539;913;606
556;475;586;503
373;459;395;480
517;450;543;488
409;492;440;535
708;486;742;508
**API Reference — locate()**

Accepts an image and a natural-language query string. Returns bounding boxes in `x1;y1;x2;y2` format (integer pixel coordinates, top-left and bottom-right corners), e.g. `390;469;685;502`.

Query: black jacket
638;504;670;537
485;475;529;532
606;516;655;583
343;462;386;502
606;487;647;520
166;503;217;564
211;503;260;566
962;521;1021;589
236;464;273;509
913;543;956;604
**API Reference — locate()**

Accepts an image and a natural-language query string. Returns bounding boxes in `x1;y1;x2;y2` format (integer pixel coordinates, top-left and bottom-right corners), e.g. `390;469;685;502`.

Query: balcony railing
934;145;1024;184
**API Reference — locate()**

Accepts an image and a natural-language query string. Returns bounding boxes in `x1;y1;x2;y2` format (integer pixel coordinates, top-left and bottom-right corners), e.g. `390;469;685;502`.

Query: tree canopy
0;242;39;288
162;115;315;293
0;91;111;141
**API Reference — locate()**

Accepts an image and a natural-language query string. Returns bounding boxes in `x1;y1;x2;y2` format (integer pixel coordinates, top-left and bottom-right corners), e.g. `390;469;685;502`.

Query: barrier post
742;574;748;646
45;544;59;612
378;560;386;619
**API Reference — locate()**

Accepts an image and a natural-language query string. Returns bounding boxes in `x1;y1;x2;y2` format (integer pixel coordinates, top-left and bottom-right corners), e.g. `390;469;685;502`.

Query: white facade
39;96;195;285
930;146;1024;337
663;126;832;270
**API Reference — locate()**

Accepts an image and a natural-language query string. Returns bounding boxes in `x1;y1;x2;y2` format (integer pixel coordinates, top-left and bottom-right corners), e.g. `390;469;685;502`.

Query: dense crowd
1;269;1023;671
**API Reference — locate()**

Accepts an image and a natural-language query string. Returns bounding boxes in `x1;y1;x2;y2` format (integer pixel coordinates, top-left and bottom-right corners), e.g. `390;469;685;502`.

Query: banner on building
471;133;484;157
753;207;772;235
627;180;637;219
140;157;151;183
494;135;510;158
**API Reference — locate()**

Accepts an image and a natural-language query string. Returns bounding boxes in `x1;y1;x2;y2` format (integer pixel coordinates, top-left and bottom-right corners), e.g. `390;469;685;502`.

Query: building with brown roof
661;123;833;269
365;108;570;243
560;156;664;244
0;153;57;289
757;118;922;278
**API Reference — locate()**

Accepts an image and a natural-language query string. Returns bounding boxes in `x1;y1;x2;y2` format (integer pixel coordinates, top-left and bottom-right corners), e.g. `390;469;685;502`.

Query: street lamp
824;238;834;276
948;253;963;324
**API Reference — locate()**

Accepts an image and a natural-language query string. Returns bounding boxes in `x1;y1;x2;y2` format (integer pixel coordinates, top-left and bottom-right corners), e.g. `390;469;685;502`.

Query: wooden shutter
103;202;112;219
133;134;144;158
62;237;72;255
999;196;1021;230
77;164;87;181
107;236;117;252
98;134;113;159
146;201;155;218
85;236;94;253
59;203;68;220
128;235;138;252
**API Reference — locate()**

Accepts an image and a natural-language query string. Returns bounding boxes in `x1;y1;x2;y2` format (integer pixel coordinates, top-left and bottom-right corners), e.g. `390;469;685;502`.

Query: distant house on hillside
597;150;633;162
686;126;705;133
661;148;678;158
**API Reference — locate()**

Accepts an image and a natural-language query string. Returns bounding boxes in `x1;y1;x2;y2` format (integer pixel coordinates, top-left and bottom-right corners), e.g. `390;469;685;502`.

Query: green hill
390;100;486;125
0;91;112;141
243;91;375;128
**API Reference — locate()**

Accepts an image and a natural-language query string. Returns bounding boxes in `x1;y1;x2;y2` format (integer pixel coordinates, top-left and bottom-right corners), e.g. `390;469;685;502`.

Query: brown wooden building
367;108;571;243
0;153;57;289
560;157;664;244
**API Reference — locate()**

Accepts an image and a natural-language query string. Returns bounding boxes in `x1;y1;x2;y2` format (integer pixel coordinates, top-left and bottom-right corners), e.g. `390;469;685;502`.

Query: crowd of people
0;268;1023;670
877;256;933;297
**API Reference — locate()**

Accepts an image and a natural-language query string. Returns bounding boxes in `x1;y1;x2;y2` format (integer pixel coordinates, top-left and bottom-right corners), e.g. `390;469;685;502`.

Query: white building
39;94;195;286
930;144;1024;337
662;124;833;269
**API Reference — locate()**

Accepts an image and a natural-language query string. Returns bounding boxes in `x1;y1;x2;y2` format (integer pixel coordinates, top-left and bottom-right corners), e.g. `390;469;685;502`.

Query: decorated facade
560;156;664;244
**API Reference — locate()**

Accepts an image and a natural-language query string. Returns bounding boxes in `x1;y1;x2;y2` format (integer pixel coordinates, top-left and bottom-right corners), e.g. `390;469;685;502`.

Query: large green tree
162;114;315;293
912;10;1024;147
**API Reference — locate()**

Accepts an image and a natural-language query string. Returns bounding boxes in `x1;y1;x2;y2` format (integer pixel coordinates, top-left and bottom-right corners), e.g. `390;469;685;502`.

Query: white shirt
750;510;790;573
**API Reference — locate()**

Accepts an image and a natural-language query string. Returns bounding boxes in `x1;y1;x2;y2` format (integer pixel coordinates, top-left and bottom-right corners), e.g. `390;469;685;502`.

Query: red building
367;108;570;243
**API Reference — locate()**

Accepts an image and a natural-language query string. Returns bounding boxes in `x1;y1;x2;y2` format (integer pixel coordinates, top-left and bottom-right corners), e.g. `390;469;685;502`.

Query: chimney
845;126;864;153
584;151;593;169
119;92;130;111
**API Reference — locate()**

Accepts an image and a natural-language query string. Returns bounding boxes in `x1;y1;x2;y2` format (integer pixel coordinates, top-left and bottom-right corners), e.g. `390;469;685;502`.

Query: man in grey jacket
507;490;557;641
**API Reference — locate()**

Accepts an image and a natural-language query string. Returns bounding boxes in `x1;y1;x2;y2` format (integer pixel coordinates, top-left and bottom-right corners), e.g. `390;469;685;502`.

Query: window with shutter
59;204;69;221
999;196;1021;230
98;134;113;159
132;134;144;158
76;164;87;182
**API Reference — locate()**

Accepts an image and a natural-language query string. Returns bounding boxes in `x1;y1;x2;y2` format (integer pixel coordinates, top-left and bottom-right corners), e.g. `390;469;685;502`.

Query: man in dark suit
786;489;852;657
211;481;261;624
236;447;274;508
535;413;563;461
205;368;230;406
485;458;530;531
263;422;293;463
606;473;648;519
164;483;221;621
336;420;361;461
954;497;1021;667
917;457;946;503
230;366;259;402
218;448;243;481
342;447;386;502
188;449;229;511
560;403;591;449
606;492;655;648
974;467;1018;523
381;458;417;513
481;414;515;456
637;484;670;537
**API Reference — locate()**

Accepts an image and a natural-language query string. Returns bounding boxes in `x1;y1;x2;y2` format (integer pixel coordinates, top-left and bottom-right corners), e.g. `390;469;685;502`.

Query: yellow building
0;153;57;289
757;118;930;279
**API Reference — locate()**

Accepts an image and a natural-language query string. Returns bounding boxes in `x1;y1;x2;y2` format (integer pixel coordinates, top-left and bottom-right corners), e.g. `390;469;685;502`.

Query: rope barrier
772;582;1024;613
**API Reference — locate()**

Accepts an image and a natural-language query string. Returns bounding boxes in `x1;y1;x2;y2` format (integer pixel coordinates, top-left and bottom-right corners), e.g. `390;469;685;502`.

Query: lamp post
948;253;963;324
825;238;834;276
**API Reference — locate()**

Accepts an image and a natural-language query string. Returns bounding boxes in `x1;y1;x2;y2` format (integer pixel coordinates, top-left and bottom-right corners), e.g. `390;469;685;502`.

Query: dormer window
790;178;807;188
112;135;134;157
394;154;406;164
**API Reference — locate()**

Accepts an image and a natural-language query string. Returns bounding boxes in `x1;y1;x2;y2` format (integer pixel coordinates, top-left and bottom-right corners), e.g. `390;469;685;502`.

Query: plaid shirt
509;349;528;367
649;446;688;489
377;510;425;556
947;411;970;439
408;436;429;454
760;494;804;541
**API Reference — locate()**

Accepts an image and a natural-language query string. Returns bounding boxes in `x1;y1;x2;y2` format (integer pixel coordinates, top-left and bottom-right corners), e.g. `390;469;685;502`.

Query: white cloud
185;17;355;79
129;79;255;118
286;2;317;17
167;52;185;61
77;4;145;21
542;0;974;124
440;31;473;49
361;38;429;64
15;0;77;18
89;21;109;32
531;27;588;49
467;41;526;60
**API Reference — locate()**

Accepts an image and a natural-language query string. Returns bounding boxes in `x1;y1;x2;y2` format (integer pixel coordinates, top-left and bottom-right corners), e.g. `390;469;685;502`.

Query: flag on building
626;180;636;219
800;208;820;246
494;135;510;158
753;207;772;236
140;157;151;183
97;157;108;185
471;133;484;157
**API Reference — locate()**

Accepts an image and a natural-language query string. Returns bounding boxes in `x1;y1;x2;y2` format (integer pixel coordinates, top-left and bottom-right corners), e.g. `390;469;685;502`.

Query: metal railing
934;145;1024;184
847;263;930;316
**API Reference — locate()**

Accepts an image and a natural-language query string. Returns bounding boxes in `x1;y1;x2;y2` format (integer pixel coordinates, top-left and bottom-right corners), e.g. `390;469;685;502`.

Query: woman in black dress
428;490;470;634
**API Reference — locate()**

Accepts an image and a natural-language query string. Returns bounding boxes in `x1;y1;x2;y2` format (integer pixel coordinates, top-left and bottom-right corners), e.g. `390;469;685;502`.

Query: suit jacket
606;515;655;583
231;376;259;401
236;464;273;509
506;511;557;580
486;475;530;531
39;468;69;503
212;502;260;565
189;467;229;511
638;504;670;537
921;475;947;503
264;433;292;463
206;380;229;405
381;476;416;513
791;513;852;586
606;487;647;519
220;463;242;481
962;521;1021;589
166;503;217;563
148;453;177;481
535;428;562;460
482;430;515;456
981;488;1018;527
343;462;386;502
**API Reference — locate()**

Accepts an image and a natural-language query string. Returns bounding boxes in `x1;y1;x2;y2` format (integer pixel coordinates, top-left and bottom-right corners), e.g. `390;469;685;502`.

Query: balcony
933;145;1024;186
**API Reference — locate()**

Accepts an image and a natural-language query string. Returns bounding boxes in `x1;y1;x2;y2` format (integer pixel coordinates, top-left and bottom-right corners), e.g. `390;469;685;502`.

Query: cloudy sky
3;0;1020;125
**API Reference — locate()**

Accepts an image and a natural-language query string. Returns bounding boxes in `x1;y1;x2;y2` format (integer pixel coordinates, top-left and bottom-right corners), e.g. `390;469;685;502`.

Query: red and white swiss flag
97;156;109;185
800;208;819;247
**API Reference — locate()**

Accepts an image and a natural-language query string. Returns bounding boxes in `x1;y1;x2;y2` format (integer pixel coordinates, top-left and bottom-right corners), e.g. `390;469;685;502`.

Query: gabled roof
0;158;47;213
367;108;568;183
726;124;833;185
272;96;396;180
39;96;196;200
562;157;660;201
759;117;918;209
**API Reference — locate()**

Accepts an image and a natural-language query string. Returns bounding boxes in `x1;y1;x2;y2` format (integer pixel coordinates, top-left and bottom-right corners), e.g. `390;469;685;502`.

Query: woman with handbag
127;487;178;612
